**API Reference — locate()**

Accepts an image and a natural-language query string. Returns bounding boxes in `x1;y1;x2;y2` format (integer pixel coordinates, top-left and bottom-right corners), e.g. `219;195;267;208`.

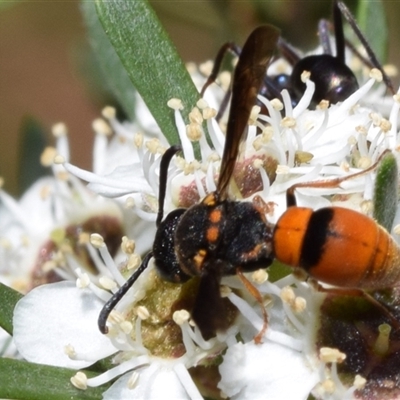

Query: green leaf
356;0;388;61
373;152;398;232
81;1;137;121
17;117;50;196
0;282;23;335
0;0;17;11
0;358;108;400
268;260;292;283
95;0;200;147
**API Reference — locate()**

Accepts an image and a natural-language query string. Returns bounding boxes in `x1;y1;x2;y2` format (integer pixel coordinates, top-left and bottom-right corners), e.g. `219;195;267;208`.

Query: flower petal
218;341;319;400
13;281;117;369
103;363;195;400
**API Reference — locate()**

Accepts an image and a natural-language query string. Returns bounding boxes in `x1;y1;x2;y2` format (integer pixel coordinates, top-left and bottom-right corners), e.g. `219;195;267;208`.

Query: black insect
201;0;395;112
98;25;280;341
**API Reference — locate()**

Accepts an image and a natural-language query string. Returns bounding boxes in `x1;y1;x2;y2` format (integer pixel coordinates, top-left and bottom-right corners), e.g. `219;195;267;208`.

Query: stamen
320;379;335;395
71;371;88;390
202;107;217;120
90;233;125;286
53;155;65;164
127;371;140;389
64;344;76;358
338;76;377;112
173;310;196;354
186;123;202;142
379;118;391;133
86;355;150;387
293;77;315;118
280;117;296;129
369;68;383;82
281;286;296;304
102;106;116;120
196;98;208;110
99;276;117;291
76;272;90;288
136;306;150;320
121;236;135;255
317;99;329;110
74;267;111;302
168;99;195;163
127;254;141;270
356;156;371;169
173;363;204;400
293;297;306;313
251;269;268;284
189;107;203;125
52;123;70;162
92;118;112;137
120;321;133;335
205;117;224;157
270;98;283;111
92;118;112;175
353;374;367;390
249;105;260;125
319;347;346;363
134;132;144;148
40;147;58;167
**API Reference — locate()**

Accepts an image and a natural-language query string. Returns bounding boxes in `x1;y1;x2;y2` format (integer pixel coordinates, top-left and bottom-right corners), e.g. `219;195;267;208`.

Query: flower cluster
2;39;400;400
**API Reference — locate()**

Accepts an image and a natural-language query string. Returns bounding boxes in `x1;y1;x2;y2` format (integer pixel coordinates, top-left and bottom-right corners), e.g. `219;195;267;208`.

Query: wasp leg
236;268;268;344
314;282;400;332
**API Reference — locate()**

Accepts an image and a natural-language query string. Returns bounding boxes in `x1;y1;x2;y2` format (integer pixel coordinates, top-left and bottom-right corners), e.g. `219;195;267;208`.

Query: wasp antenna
337;1;395;94
98;252;153;334
200;42;240;98
333;0;345;62
156;145;182;227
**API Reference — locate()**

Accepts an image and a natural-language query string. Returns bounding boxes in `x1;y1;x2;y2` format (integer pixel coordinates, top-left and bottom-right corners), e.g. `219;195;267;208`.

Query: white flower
9;55;400;400
219;341;318;400
13;247;226;399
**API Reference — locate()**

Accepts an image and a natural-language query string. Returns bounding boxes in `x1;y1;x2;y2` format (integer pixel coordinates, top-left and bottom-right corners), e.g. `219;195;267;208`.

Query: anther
71;372;88;390
102;106;116;119
369;68;383;82
90;233;105;248
319;347;346;363
92;118;112;136
173;310;190;325
167;98;184;110
52;122;68;138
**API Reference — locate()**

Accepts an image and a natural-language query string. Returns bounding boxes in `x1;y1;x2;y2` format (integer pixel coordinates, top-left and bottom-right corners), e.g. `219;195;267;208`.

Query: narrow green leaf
373;152;398;232
95;0;200;146
0;0;17;11
17;117;50;196
0;282;23;335
268;261;292;283
356;0;388;61
0;358;107;400
81;1;137;120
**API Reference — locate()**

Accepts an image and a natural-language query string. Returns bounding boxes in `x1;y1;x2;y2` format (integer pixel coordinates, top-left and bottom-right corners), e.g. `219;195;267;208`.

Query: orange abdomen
273;207;400;289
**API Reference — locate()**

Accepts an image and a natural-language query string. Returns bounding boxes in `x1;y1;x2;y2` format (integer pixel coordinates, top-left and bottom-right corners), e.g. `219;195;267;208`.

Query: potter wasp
98;25;280;340
99;14;399;342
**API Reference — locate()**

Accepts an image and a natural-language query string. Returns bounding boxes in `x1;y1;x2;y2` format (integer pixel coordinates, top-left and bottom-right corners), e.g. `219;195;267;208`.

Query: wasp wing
217;25;280;199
